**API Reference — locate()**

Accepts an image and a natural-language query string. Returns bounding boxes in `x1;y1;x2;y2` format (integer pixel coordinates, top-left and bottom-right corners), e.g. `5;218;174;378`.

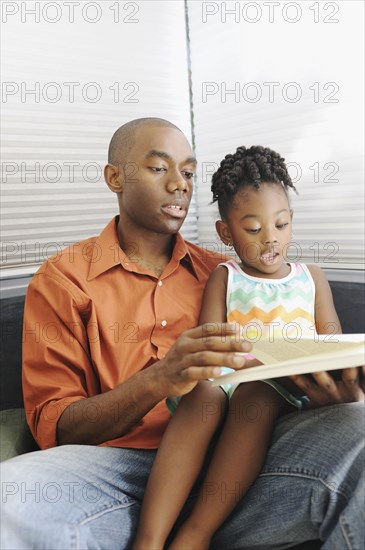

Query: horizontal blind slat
1;2;198;272
188;0;364;270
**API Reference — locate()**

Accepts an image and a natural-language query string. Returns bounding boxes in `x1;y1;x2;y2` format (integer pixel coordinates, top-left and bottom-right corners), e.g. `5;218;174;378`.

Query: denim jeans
1;403;364;549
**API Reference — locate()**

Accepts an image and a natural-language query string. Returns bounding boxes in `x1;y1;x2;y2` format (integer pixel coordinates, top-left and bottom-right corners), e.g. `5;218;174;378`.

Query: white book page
211;334;365;387
251;334;365;365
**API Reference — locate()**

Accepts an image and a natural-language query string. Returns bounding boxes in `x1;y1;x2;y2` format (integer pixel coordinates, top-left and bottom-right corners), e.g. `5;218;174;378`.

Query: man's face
116;126;196;236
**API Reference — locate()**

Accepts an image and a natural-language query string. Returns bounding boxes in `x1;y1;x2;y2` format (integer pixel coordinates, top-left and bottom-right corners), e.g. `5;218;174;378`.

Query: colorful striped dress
220;259;317;408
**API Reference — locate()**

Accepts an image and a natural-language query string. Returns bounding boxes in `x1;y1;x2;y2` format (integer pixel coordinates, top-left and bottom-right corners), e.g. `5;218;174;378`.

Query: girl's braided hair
211;145;297;219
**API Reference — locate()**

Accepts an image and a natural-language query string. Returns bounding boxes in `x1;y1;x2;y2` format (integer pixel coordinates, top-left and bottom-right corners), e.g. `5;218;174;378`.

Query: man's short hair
108;118;181;165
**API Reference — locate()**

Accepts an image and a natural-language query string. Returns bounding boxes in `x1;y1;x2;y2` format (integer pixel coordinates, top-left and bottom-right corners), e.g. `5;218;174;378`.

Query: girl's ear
216;220;232;245
104;164;124;194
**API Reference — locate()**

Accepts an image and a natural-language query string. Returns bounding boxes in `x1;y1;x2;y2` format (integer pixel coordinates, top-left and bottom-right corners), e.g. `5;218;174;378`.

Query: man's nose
166;171;188;193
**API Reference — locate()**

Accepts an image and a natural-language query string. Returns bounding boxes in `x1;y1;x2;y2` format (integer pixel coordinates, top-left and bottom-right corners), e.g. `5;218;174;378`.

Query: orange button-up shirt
22;217;223;450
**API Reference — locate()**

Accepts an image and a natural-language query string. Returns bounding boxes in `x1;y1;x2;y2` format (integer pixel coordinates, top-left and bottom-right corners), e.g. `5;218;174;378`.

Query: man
1;118;364;549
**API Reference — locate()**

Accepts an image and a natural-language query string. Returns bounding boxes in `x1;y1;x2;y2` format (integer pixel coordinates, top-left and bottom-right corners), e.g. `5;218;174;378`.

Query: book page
251;335;364;365
211;334;365;387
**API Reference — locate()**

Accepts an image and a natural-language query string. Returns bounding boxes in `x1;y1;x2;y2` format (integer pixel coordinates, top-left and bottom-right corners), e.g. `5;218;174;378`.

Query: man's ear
216;220;232;245
104;164;123;194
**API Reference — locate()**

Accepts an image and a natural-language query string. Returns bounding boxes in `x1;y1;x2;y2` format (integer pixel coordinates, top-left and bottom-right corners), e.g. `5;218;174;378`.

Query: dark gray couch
1;281;364;549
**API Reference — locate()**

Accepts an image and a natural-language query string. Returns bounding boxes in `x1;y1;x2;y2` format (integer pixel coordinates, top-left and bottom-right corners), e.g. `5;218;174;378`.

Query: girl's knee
179;382;227;424
231;381;277;402
184;381;226;404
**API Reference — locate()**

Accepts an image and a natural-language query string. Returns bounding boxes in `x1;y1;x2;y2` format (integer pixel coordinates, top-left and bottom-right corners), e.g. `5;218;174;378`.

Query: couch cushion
0;408;38;462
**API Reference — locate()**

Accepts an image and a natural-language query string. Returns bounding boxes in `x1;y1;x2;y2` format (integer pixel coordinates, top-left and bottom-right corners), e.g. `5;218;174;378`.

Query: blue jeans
1;403;364;549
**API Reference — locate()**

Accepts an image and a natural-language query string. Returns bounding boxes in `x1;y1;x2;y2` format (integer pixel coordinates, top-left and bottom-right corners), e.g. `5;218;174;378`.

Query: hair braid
211;145;296;218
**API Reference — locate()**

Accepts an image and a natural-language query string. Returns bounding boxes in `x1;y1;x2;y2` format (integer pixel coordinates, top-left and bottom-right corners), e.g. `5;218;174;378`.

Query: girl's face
216;182;293;279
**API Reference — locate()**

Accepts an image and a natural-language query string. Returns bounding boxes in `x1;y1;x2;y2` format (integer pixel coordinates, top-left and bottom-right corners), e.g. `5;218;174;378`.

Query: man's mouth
161;204;187;219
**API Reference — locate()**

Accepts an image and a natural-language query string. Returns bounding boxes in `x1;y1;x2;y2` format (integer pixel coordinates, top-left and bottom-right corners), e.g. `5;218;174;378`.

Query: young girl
132;146;341;550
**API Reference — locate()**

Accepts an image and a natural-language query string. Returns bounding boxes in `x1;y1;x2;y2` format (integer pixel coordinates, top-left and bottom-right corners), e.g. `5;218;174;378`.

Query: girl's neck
238;261;291;279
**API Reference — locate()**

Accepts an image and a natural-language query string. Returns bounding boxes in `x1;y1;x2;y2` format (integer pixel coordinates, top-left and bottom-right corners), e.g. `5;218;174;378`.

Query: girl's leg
132;381;226;550
169;382;289;550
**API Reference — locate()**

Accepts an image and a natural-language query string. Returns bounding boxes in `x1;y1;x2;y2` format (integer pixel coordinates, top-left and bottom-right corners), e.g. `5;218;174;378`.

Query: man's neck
117;220;175;277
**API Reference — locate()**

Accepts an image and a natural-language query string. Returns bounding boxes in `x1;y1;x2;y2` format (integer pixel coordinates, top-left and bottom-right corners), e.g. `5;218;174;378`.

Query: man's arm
57;323;252;445
23;261;252;448
288;265;365;406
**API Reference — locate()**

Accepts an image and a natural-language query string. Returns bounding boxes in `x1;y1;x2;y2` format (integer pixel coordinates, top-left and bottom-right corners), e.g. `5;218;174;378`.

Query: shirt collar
166;232;200;281
87;216;200;281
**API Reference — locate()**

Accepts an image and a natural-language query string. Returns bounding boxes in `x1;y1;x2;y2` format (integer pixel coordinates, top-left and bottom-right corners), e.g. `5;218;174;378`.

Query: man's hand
289;366;365;408
148;323;252;399
58;323;252;445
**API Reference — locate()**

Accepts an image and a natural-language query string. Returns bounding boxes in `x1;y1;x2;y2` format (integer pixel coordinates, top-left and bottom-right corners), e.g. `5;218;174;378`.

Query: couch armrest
0;408;39;462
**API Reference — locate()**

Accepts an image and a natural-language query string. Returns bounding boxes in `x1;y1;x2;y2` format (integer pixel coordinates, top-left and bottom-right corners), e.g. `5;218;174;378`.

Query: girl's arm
308;264;342;334
199;267;260;368
199;265;228;324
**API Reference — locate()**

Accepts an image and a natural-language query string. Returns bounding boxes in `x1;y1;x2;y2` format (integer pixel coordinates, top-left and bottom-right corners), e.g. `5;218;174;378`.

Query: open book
211;334;365;386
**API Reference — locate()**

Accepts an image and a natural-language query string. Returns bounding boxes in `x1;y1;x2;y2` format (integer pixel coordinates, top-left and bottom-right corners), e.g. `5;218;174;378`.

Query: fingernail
212;367;221;376
240;342;252;350
233;354;245;366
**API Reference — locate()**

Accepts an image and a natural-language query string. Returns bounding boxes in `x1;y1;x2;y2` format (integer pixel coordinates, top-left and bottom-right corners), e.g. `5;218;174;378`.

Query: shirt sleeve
22;261;99;449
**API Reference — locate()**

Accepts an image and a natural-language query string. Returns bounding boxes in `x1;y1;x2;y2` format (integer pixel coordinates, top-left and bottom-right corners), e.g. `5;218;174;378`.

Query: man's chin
163;218;187;234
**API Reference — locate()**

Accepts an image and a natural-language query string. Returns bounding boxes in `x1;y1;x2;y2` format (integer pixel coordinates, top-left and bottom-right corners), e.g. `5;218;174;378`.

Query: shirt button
158;281;163;286
161;320;167;327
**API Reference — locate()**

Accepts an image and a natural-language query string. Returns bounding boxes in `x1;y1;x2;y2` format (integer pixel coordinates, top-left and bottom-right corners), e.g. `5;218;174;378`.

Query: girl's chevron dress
220;259;317;408
223;260;316;339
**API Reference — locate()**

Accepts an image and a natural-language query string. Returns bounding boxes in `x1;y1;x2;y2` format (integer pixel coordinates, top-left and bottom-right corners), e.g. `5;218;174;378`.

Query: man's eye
277;223;289;230
246;228;260;234
182;171;194;179
150;167;167;173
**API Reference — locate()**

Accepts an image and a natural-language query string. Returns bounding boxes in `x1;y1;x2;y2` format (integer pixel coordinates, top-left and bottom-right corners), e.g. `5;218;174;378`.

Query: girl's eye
277;223;289;230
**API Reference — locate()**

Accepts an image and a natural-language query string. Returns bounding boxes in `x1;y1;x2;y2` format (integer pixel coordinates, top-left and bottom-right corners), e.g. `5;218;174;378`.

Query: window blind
187;0;364;273
1;1;197;278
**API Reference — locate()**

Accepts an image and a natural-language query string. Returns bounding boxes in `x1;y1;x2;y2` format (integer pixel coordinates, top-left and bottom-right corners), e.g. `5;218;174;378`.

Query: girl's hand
289;366;365;408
